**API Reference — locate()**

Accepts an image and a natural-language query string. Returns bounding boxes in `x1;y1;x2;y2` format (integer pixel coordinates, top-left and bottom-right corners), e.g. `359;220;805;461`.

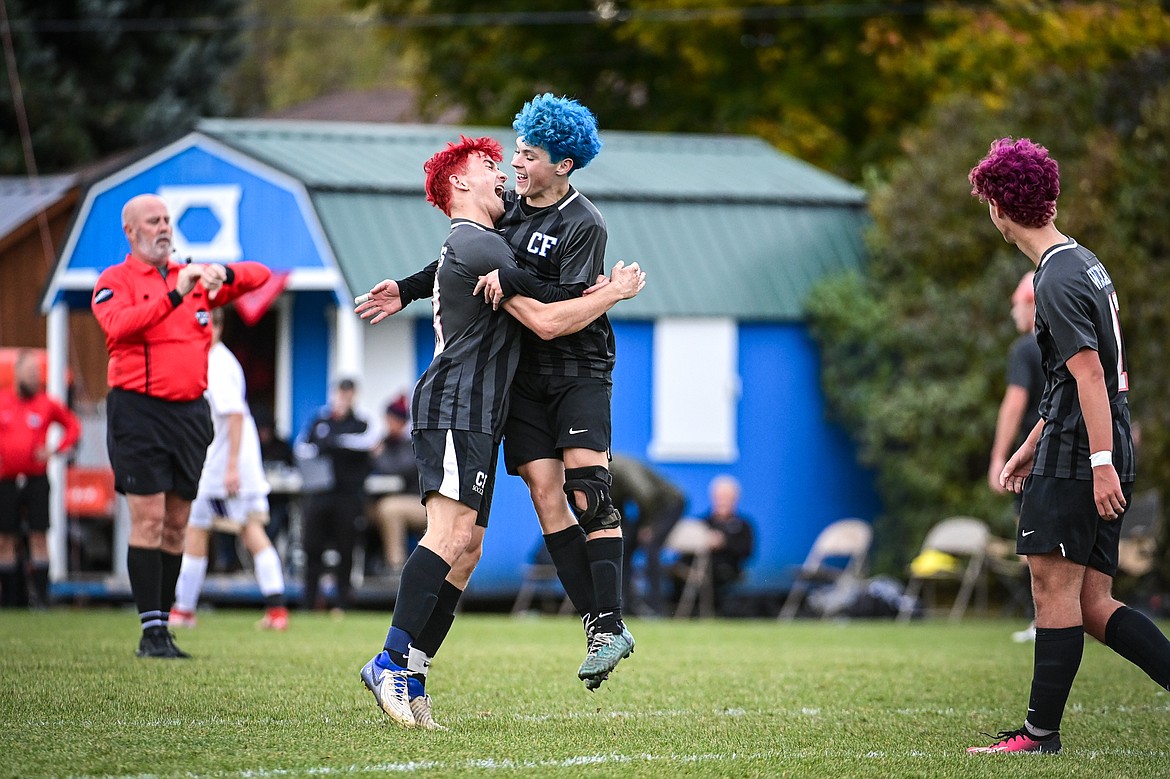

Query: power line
1;4;977;34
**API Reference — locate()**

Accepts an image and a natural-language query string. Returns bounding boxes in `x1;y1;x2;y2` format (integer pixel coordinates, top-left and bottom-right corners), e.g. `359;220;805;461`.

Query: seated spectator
671;474;755;616
609;453;686;616
368;395;426;574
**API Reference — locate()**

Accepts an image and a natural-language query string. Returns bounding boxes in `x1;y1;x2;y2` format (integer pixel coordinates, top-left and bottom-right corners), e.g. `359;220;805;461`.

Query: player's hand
609;261;646;300
355;279;403;324
988;457;1009;494
225;463;241;497
1093;464;1126;521
999;443;1035;494
34;445;52;463
473;270;505;310
583;274;609;295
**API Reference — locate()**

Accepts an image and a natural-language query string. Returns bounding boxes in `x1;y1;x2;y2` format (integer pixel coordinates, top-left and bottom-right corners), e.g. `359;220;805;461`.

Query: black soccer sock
388;545;452;664
159;551;183;623
586;536;624;634
1025;625;1084;732
127;546;163;632
545;525;594;619
412;580;464;658
1105;606;1170;692
30;561;50;607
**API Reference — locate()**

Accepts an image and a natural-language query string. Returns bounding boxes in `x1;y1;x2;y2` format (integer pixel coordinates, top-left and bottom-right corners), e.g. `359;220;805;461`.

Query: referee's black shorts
106;388;213;501
503;373;612;474
1018;474;1134;576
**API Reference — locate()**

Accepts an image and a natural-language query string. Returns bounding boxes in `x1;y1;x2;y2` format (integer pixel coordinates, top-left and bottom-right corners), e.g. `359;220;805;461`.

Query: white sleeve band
1090;450;1112;468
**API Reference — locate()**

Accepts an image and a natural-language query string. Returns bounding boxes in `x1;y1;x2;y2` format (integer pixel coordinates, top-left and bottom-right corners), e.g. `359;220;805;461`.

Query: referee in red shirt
92;194;271;658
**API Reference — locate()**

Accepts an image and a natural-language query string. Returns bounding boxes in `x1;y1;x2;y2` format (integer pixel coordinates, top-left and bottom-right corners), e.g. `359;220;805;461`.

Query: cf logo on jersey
473;470;488;495
526;232;559;257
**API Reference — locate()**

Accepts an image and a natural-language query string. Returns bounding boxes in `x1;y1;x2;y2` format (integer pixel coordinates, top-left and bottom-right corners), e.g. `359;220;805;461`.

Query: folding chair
663;518;715;618
779;518;872;620
897;516;990;622
511;540;573;616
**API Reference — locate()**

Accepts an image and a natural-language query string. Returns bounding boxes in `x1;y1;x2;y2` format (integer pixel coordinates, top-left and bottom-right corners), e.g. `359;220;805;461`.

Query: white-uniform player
172;307;289;630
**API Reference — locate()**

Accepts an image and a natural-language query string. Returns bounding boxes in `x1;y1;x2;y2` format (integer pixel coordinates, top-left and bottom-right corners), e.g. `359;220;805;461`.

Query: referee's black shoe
136;626;191;659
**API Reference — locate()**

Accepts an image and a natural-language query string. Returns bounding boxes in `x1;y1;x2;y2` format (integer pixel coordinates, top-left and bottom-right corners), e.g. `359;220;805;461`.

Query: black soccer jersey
1031;238;1135;482
494;188;614;379
396;187;616;380
411;220;522;439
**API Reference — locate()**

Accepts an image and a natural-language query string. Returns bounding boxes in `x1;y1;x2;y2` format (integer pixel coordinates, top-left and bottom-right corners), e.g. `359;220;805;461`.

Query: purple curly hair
512;93;602;171
969;137;1060;228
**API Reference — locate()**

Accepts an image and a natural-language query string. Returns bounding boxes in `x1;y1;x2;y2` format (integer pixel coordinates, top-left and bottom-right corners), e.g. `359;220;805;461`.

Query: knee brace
563;466;622;534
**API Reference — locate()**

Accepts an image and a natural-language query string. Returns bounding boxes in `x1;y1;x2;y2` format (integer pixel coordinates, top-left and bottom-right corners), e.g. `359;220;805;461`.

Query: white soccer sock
407;645;432;678
174;554;208;613
253;546;285;597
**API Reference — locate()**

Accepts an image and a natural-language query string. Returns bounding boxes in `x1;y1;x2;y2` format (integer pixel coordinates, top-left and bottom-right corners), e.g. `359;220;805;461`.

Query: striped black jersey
494;188;615;379
1032;238;1135;482
411;219;522;439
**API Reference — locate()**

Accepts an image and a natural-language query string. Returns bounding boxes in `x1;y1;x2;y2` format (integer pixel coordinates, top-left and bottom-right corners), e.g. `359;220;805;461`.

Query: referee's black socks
127;546;163;632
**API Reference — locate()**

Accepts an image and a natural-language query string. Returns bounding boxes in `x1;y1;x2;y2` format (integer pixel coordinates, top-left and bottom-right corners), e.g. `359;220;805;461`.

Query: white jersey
197;342;270;498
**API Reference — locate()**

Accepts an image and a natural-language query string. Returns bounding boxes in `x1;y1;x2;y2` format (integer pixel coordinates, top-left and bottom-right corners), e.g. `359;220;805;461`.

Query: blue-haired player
357;94;637;691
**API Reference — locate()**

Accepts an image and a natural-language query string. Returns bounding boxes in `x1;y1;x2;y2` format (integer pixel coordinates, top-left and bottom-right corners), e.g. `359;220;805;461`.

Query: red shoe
967;728;1061;754
257;606;289;631
169;608;197;628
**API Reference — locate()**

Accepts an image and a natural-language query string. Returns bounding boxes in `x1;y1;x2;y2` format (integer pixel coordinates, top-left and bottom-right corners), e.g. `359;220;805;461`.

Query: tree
807;60;1170;575
362;0;941;179
1;0;244;175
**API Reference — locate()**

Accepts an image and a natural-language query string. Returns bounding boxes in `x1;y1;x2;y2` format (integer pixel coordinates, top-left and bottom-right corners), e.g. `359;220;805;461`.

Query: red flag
234;270;290;326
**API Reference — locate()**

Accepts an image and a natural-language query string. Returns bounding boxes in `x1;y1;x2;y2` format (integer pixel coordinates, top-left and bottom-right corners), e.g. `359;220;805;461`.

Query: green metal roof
198;119;868;320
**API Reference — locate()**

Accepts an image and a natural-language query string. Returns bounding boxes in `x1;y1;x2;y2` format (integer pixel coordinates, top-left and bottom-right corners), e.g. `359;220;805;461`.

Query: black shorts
1018;474;1134;576
412;428;498;528
503;373;612;474
106;388;213;501
0;475;50;533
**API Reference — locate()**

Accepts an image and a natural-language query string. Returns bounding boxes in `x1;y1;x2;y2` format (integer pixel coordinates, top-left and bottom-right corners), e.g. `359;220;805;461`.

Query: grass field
1;608;1167;779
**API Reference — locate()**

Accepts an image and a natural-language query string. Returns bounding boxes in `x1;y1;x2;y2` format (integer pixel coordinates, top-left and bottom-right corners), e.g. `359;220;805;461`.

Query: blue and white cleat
360;653;416;728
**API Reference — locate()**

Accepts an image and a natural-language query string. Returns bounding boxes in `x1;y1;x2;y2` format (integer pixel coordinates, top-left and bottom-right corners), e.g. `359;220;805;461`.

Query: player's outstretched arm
503;261;645;341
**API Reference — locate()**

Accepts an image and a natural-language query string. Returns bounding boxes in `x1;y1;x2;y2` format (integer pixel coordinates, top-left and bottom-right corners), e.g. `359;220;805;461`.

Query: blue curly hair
512;93;602;171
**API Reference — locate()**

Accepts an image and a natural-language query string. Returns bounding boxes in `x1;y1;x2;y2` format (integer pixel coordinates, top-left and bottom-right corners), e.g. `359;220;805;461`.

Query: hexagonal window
177;206;222;244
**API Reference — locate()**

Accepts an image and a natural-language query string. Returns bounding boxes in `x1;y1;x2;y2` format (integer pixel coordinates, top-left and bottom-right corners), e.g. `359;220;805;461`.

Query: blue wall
410;319;881;597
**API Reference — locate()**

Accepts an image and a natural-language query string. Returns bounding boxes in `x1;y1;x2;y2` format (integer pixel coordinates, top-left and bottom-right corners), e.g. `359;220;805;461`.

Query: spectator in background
671;474;754;616
369;394;426;574
989;271;1045;496
988;271;1044;643
609;453;686;616
295;377;378;613
171;308;289;631
0;350;81;608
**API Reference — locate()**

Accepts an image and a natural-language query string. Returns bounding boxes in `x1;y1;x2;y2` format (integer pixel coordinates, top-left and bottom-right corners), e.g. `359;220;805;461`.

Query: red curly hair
424;135;504;216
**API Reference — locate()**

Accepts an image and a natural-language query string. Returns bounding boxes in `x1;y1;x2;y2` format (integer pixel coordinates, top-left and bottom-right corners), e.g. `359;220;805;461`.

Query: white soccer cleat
409;694;447;731
360;655;416;728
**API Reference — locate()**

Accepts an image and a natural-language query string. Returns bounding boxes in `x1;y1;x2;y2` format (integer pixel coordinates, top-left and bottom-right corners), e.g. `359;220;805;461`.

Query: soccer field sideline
3;610;1169;779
